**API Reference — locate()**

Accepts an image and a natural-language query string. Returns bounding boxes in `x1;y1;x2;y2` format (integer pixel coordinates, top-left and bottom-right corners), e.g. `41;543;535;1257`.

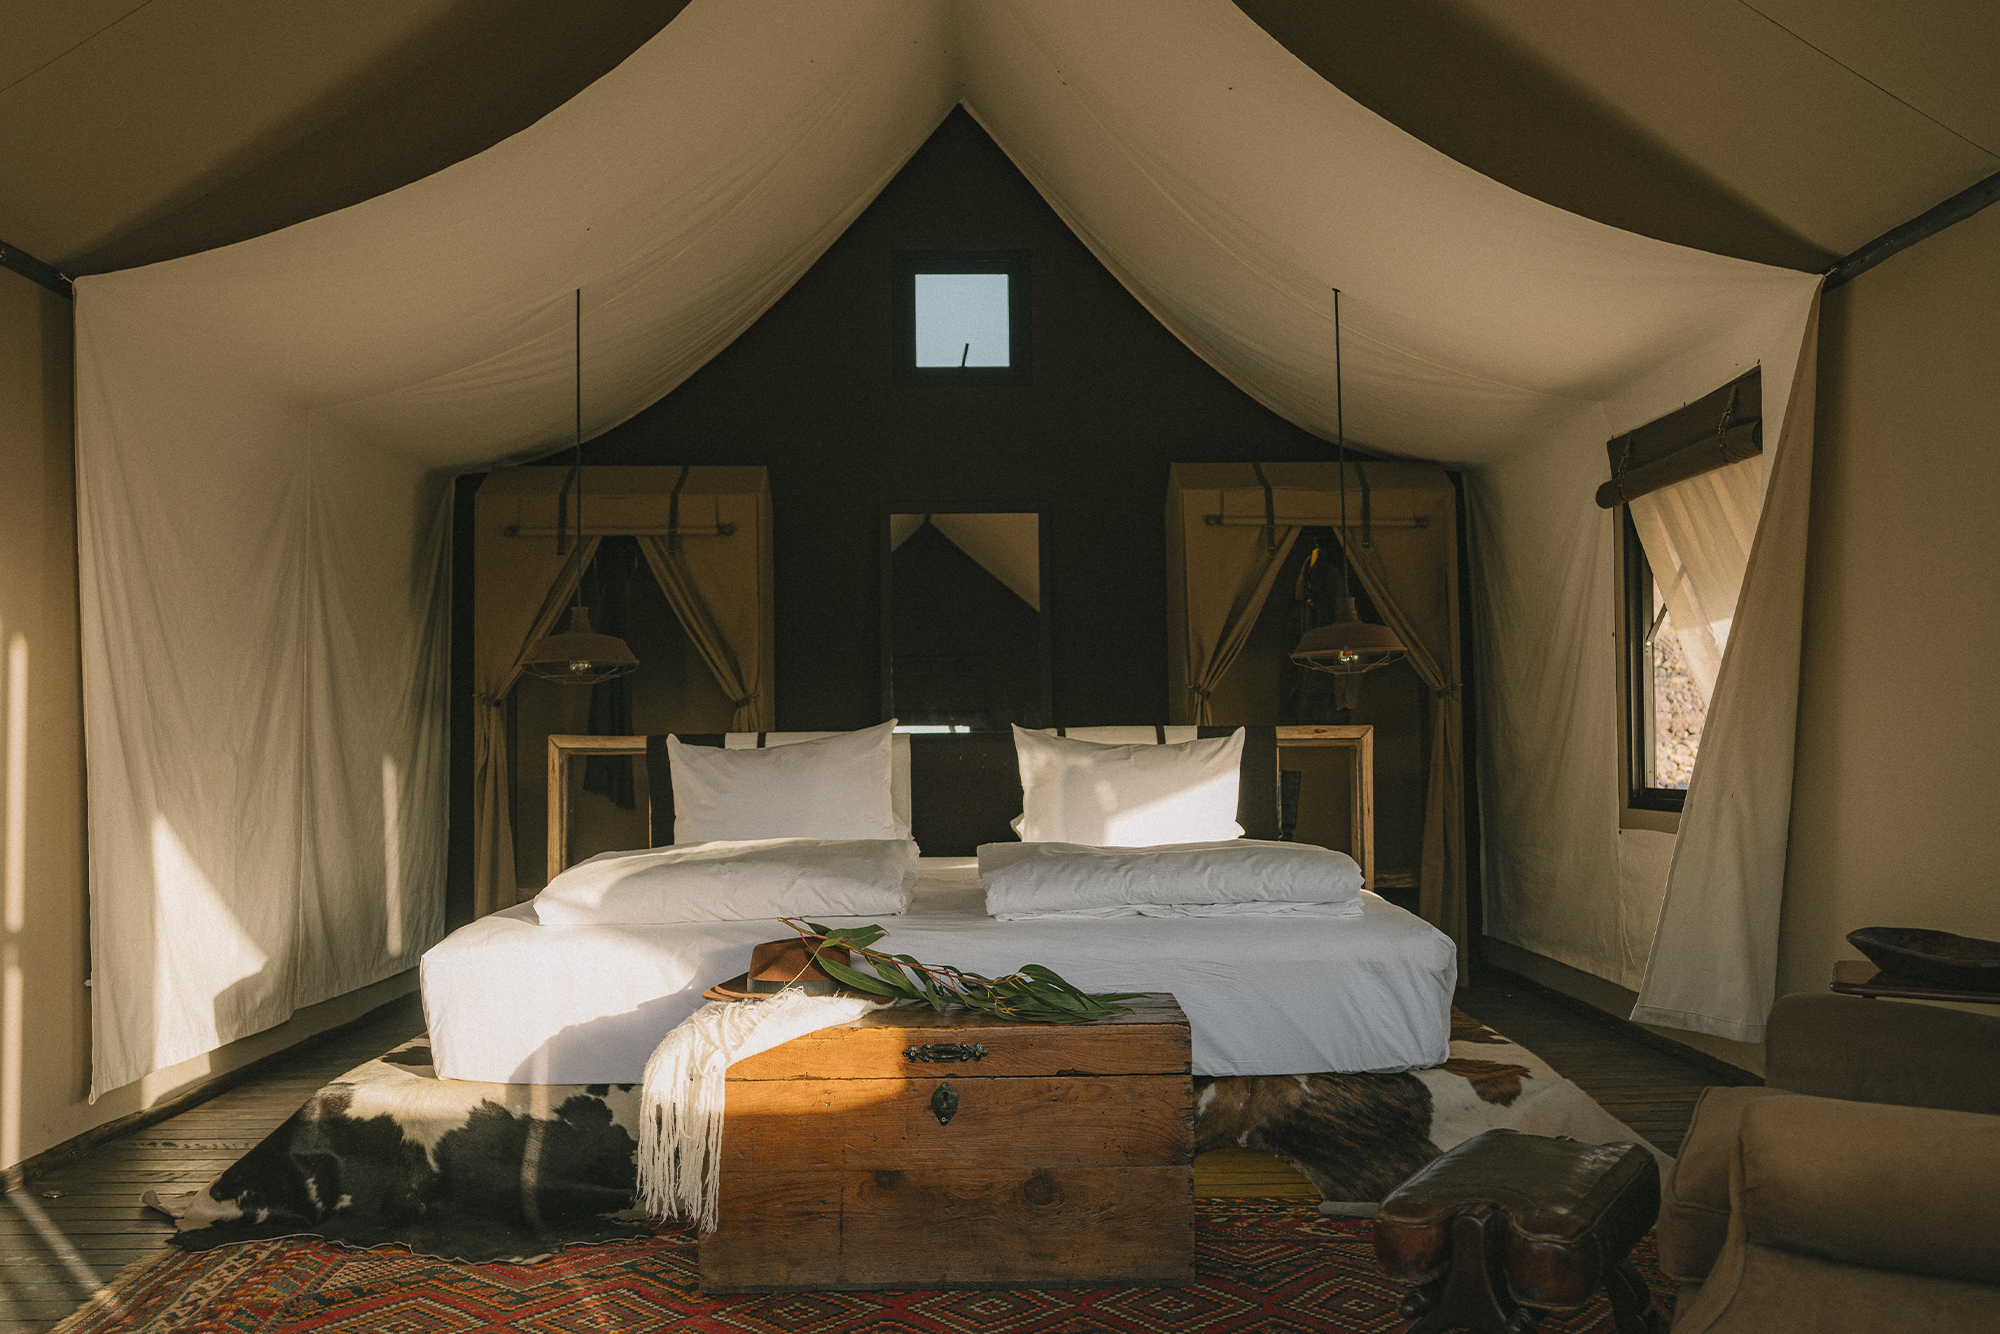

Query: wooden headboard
547;724;1372;881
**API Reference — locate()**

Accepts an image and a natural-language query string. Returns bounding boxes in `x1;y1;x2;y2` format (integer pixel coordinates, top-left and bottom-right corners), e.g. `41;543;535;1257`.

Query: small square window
895;251;1029;384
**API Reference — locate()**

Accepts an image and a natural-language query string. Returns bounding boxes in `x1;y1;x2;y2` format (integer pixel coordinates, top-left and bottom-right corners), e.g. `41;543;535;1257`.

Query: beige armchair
1658;993;2000;1333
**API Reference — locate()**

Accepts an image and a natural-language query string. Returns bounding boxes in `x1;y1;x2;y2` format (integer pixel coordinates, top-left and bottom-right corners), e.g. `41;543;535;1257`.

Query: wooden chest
699;993;1194;1293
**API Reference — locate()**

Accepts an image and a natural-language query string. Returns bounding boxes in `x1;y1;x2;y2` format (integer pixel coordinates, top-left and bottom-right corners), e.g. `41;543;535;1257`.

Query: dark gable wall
572;106;1339;729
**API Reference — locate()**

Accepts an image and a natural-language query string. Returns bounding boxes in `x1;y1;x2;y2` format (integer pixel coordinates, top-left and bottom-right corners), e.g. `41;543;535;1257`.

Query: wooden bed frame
547;725;1374;885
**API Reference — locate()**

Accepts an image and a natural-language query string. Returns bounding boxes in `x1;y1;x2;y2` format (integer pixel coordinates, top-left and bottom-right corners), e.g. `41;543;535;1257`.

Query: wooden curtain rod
1204;514;1428;529
504;523;735;537
0;238;71;299
1824;167;2000;293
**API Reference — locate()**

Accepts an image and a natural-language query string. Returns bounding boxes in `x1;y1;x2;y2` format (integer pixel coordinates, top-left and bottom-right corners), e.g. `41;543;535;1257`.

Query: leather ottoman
1373;1128;1665;1334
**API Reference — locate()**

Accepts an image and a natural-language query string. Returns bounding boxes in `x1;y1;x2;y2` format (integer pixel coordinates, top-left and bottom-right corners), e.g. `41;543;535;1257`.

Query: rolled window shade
1596;368;1762;508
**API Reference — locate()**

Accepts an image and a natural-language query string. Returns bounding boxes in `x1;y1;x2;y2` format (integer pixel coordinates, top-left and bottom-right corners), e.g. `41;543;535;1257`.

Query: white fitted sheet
422;857;1457;1084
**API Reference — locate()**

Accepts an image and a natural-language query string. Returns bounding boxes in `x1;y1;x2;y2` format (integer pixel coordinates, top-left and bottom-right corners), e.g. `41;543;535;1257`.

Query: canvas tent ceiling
75;0;1824;1090
5;2;1995;274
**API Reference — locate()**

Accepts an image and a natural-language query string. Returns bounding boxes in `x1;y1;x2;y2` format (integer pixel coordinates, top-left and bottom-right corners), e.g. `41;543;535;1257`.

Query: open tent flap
890;513;1042;610
472;466;774;918
75;0;1821;1088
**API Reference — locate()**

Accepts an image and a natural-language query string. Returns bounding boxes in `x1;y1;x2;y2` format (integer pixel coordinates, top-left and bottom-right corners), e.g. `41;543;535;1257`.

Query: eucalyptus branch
778;918;1144;1024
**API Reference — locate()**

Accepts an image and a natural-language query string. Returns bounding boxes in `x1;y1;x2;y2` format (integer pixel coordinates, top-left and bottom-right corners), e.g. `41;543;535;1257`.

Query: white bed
423;855;1456;1084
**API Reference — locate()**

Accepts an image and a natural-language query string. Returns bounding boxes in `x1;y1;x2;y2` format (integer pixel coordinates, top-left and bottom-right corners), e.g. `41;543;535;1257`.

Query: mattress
422;857;1457;1084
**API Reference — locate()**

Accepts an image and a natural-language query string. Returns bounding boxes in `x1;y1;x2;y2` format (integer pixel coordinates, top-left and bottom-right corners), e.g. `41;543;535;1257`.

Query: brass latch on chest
904;1042;986;1064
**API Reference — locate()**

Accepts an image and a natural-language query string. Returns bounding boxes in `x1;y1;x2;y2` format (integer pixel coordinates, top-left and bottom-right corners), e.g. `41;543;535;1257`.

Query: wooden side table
1831;959;2000;1005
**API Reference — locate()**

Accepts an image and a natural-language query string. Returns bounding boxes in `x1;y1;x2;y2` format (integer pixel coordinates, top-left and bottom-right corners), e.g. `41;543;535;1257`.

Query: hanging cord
1251;462;1277;553
565;289;585;587
1358;460;1373;548
1334;288;1352;604
1715;383;1740;467
667;464;692;555
1608;432;1635;505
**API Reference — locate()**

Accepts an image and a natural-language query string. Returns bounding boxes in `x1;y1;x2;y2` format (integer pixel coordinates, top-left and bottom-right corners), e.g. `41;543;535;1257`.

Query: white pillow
669;720;905;843
535;837;918;925
978;838;1362;917
1011;725;1244;846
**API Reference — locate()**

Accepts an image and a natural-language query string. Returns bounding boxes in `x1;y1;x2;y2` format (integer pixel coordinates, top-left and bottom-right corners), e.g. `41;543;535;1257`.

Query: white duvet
978;838;1364;920
423;858;1456;1084
534;837;918;925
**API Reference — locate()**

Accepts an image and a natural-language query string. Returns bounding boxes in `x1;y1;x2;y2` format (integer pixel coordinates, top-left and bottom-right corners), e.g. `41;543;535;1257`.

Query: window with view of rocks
1623;510;1705;813
1645;581;1706;789
1608;369;1760;819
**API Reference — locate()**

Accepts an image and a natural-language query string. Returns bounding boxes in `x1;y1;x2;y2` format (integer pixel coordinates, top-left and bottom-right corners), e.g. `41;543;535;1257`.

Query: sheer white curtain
1629;456;1762;705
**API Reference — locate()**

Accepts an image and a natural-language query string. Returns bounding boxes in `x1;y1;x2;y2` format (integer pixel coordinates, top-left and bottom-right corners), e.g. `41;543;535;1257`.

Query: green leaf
1018;964;1086;996
767;920;1141;1023
813;953;910;998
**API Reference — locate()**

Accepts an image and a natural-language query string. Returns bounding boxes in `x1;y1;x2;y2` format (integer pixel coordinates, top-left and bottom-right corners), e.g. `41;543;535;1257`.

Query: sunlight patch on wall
150;814;267;1043
3;630;24;1166
382;755;403;957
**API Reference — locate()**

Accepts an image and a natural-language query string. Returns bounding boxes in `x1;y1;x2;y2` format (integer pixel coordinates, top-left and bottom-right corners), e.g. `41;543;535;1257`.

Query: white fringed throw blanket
636;991;887;1231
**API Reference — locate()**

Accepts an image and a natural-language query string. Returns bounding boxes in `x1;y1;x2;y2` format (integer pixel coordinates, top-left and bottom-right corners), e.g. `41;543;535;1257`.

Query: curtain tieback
1433;683;1460;699
476;693;505;709
727;695;756;710
1188;684;1214;698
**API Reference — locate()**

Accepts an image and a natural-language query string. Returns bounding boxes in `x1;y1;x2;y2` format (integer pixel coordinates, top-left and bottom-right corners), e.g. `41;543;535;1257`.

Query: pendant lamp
1290;289;1407;677
520;291;640;686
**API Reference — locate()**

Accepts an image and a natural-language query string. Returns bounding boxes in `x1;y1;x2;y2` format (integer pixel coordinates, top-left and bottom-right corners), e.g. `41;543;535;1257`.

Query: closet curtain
473;467;773;915
471;518;601;919
1340;480;1465;974
1166;462;1466;969
636;511;774;734
1627;457;1762;706
1165;475;1300;725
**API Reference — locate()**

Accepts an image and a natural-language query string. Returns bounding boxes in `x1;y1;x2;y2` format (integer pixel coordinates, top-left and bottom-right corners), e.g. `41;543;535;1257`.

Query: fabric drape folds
471;515;600;920
473;468;773;915
1339;481;1465;977
73;313;452;1094
1628;457;1762;705
1632;290;1824;1044
637;524;772;733
1165;478;1300;725
1165;463;1467;971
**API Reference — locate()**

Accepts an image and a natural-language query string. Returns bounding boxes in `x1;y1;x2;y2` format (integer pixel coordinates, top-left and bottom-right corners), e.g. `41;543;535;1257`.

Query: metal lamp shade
520;606;639;685
1290;599;1407;675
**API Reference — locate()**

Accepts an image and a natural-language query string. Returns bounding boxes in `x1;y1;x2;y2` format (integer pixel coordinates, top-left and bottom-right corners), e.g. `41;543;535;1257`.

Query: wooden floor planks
0;995;428;1334
1;971;1750;1331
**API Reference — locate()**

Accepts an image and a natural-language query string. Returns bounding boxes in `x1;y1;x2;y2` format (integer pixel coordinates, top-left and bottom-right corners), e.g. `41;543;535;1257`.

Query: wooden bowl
1847;927;2000;993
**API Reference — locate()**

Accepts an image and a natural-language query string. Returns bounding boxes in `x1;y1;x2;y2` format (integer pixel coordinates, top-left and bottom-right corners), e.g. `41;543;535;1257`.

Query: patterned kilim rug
57;1201;1674;1333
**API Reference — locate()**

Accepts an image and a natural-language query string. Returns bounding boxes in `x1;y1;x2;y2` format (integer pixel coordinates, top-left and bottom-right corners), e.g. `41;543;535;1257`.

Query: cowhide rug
146;1010;1668;1260
1196;1010;1674;1214
145;1043;650;1262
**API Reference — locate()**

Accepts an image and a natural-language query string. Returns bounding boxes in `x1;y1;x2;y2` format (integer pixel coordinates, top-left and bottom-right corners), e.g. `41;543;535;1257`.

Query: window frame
893;249;1031;386
1618;506;1686;828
